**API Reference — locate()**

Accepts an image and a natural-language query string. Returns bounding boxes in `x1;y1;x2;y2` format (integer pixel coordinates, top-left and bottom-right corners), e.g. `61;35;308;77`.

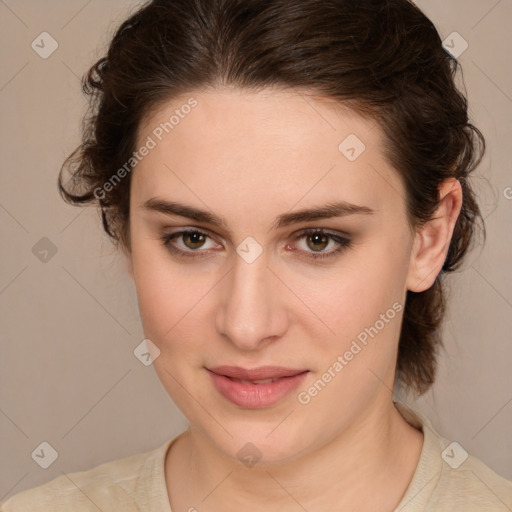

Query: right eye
159;229;220;259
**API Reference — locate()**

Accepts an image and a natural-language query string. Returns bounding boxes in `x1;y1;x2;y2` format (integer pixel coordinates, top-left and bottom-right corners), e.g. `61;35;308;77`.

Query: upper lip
208;365;308;380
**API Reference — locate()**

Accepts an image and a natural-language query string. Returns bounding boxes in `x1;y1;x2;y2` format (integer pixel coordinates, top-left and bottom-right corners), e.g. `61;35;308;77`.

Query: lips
207;365;308;381
206;366;309;408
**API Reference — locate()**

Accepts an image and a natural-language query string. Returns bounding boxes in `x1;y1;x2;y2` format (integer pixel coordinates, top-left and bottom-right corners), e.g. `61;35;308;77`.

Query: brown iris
306;232;329;252
183;232;207;249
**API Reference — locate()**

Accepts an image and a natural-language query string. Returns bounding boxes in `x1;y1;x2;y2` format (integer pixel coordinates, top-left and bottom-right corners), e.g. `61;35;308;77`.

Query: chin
208;419;311;467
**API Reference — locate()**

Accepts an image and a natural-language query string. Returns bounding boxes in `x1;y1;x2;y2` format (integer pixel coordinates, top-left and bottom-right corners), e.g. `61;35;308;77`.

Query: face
128;87;416;464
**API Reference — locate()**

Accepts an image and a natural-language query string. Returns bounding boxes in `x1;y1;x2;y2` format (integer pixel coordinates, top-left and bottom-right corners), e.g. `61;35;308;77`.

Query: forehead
132;88;407;227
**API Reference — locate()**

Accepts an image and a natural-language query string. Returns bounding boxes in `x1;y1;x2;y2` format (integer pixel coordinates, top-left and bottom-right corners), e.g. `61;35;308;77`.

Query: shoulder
394;401;512;512
429;450;512;511
0;439;173;512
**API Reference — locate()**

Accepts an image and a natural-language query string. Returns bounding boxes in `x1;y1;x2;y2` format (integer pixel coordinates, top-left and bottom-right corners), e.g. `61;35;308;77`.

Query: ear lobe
406;178;463;293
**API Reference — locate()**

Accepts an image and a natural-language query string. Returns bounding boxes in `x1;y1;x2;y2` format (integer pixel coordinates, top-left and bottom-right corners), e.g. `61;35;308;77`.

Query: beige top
2;402;511;511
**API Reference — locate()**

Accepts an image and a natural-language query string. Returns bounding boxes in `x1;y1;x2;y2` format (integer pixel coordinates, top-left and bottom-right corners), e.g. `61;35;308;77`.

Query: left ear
406;178;463;293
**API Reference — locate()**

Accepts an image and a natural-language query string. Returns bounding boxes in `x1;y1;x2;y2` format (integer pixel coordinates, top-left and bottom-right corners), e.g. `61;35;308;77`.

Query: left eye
289;228;352;261
159;228;351;261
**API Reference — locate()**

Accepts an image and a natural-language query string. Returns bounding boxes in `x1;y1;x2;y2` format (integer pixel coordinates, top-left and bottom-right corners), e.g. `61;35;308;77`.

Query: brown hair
58;0;486;397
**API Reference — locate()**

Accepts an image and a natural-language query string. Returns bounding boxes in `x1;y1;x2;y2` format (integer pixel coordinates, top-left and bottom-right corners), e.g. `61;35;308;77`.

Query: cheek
307;252;405;338
131;244;184;341
297;242;408;384
131;243;218;352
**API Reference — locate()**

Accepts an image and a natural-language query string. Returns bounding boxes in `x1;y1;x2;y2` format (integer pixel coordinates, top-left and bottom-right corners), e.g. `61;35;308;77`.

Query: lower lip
207;370;309;408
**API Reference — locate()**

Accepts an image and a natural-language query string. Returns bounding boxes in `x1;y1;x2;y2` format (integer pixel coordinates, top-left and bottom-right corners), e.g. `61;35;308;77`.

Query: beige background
1;0;511;499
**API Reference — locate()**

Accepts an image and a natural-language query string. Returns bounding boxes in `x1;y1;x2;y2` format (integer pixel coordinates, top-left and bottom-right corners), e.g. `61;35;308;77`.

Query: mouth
207;365;309;381
226;377;279;384
206;366;309;408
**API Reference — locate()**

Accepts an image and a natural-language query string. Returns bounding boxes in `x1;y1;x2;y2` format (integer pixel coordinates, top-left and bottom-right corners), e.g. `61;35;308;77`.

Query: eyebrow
141;198;375;232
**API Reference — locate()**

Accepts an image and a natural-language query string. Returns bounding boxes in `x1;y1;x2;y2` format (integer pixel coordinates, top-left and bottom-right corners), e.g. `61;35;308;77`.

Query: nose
215;249;288;351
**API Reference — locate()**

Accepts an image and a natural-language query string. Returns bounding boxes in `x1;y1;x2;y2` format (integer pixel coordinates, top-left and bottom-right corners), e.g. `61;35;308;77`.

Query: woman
2;0;511;510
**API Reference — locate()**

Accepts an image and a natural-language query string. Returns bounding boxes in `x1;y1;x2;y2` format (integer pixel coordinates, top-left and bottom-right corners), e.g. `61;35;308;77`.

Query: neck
166;399;423;511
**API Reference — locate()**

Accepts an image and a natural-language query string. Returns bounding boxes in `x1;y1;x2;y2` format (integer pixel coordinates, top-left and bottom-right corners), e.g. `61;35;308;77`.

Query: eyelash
158;228;351;261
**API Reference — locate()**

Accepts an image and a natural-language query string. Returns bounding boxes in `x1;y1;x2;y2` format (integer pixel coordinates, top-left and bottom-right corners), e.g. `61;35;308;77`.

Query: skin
127;87;462;511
